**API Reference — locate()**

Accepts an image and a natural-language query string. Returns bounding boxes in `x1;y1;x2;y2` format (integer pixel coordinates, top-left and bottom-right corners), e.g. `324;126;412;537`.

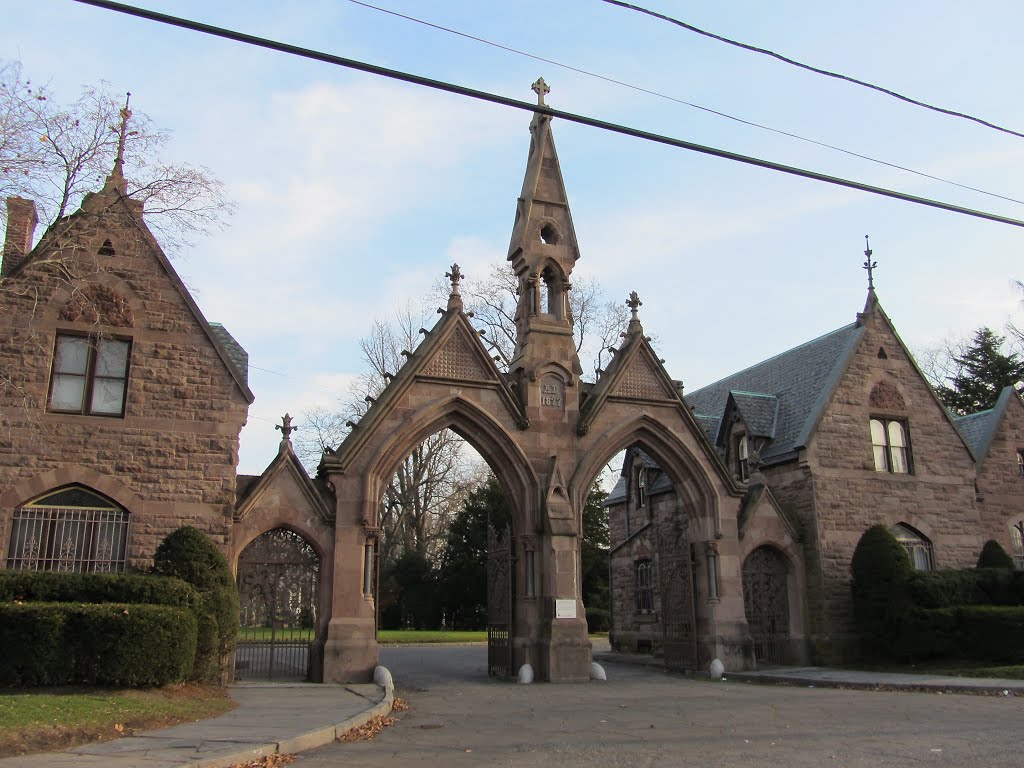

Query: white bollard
709;658;725;680
590;662;607;681
517;663;534;684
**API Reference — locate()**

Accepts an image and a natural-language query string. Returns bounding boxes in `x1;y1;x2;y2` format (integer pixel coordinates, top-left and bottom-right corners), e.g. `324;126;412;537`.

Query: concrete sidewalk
1;680;392;768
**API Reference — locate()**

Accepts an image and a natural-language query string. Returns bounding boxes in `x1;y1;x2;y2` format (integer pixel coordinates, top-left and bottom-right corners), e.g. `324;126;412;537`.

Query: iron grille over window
870;418;910;474
891;523;932;571
7;486;129;572
635;559;654;613
48;334;131;416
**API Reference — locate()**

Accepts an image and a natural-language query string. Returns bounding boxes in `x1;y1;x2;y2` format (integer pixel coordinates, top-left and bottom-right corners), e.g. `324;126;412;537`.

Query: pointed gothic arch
362;395;539;534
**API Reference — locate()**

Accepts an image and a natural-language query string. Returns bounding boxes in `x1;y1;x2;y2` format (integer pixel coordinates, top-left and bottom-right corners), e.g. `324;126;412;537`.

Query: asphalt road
293;645;1024;767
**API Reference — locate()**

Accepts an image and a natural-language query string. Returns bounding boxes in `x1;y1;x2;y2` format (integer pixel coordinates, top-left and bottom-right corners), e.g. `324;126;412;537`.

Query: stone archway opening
741;545;792;666
370;423;533;677
235;527;321;681
590;439;717;674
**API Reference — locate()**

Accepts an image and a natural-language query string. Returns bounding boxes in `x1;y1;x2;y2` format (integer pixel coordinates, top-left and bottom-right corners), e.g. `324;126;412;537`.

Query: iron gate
235;528;320;681
657;526;698;672
487;524;514;677
742;545;791;665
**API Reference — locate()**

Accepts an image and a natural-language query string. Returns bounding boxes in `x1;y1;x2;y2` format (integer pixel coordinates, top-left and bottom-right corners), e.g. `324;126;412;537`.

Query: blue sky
6;0;1024;473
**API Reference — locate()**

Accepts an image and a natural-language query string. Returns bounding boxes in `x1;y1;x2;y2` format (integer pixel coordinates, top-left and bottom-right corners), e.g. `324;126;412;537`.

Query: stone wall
0;193;249;568
795;308;980;659
975;394;1024;551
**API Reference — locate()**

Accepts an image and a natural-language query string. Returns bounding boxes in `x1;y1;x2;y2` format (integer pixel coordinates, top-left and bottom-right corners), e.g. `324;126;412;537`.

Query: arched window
635;559;654;614
1011;521;1023;570
871;418;910;474
891;523;932;570
7;486;129;572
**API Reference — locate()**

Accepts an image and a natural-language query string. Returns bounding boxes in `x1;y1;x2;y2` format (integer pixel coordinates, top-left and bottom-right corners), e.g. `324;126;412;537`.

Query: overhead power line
345;0;1024;207
599;0;1024;140
72;0;1024;229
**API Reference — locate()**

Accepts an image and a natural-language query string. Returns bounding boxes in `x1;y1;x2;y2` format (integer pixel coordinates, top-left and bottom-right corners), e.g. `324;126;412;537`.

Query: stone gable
0;191;249;569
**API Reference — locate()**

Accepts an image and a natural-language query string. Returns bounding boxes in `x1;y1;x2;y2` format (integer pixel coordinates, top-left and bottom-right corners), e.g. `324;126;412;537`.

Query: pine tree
935;327;1024;415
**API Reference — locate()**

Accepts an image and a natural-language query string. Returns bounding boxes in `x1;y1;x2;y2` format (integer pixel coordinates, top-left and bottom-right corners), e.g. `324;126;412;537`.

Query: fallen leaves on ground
337;714;397;742
392;697;410;712
228;754;295;768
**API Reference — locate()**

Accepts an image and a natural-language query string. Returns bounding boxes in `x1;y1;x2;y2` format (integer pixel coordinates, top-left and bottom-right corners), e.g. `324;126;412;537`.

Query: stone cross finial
626;291;643;318
531;77;550;106
863;235;877;292
446;263;463;295
276;413;297;441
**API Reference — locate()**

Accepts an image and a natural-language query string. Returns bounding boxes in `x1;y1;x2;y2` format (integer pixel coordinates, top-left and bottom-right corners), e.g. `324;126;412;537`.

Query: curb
187;670;396;768
726;672;1024;696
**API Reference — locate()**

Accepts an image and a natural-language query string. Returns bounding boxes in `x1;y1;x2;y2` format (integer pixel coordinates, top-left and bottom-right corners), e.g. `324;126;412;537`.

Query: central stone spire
507;79;584;403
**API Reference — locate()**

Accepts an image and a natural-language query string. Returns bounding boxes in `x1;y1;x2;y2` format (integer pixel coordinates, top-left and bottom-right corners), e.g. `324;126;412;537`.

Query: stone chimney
3;197;38;276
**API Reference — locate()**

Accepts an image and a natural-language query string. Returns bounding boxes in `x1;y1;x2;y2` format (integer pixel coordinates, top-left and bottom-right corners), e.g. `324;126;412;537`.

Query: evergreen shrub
152;527;239;681
0;602;196;686
977;539;1016;570
850;524;912;655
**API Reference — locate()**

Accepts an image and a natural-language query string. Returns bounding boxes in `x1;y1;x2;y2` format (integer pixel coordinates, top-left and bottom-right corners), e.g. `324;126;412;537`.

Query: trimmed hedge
908;569;1024;609
0;570;199;609
895;605;1024;663
0;602;197;687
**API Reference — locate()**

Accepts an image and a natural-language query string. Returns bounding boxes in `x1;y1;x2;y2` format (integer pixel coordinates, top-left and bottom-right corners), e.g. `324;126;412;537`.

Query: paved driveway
294;645;1024;767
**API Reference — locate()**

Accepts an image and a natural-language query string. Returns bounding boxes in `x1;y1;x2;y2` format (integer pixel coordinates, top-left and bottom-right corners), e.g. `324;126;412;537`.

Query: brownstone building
0;147;253;573
607;288;1024;665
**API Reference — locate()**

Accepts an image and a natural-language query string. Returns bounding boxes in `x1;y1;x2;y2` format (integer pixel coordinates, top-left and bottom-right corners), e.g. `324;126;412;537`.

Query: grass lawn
847;660;1024;680
239;626;314;642
377;630;487;643
376;630;610;644
0;684;235;758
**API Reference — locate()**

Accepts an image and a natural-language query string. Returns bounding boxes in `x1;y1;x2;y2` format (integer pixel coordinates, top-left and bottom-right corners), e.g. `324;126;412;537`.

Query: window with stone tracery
6;486;129;572
871;418;911;474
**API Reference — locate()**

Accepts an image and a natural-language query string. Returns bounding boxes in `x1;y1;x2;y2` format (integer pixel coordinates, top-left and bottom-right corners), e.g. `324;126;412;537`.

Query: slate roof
604;449;679;505
954;409;994;459
952;386;1017;468
209;323;250;388
729;391;779;439
685;323;863;465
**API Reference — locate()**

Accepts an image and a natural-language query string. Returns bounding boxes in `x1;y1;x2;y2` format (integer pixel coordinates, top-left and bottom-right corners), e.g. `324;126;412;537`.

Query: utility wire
71;0;1024;229
346;0;1024;207
600;0;1024;140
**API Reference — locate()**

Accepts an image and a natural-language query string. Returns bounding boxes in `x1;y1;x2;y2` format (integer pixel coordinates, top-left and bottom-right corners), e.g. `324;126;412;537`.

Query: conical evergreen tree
936;327;1024;415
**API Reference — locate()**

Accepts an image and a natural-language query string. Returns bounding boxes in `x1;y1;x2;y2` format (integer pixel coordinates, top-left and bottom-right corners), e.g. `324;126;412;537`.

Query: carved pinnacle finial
863;235;877;292
531;77;550;107
626;291;642;318
625;290;644;336
446;263;462;295
446;263;465;312
110;92;133;189
275;412;296;441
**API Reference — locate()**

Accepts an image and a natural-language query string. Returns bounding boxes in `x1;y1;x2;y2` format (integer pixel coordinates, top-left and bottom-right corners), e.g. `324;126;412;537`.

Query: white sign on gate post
555;599;576;619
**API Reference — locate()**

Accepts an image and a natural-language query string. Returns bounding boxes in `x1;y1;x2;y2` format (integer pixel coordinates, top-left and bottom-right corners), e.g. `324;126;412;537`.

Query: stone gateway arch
319;86;753;683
